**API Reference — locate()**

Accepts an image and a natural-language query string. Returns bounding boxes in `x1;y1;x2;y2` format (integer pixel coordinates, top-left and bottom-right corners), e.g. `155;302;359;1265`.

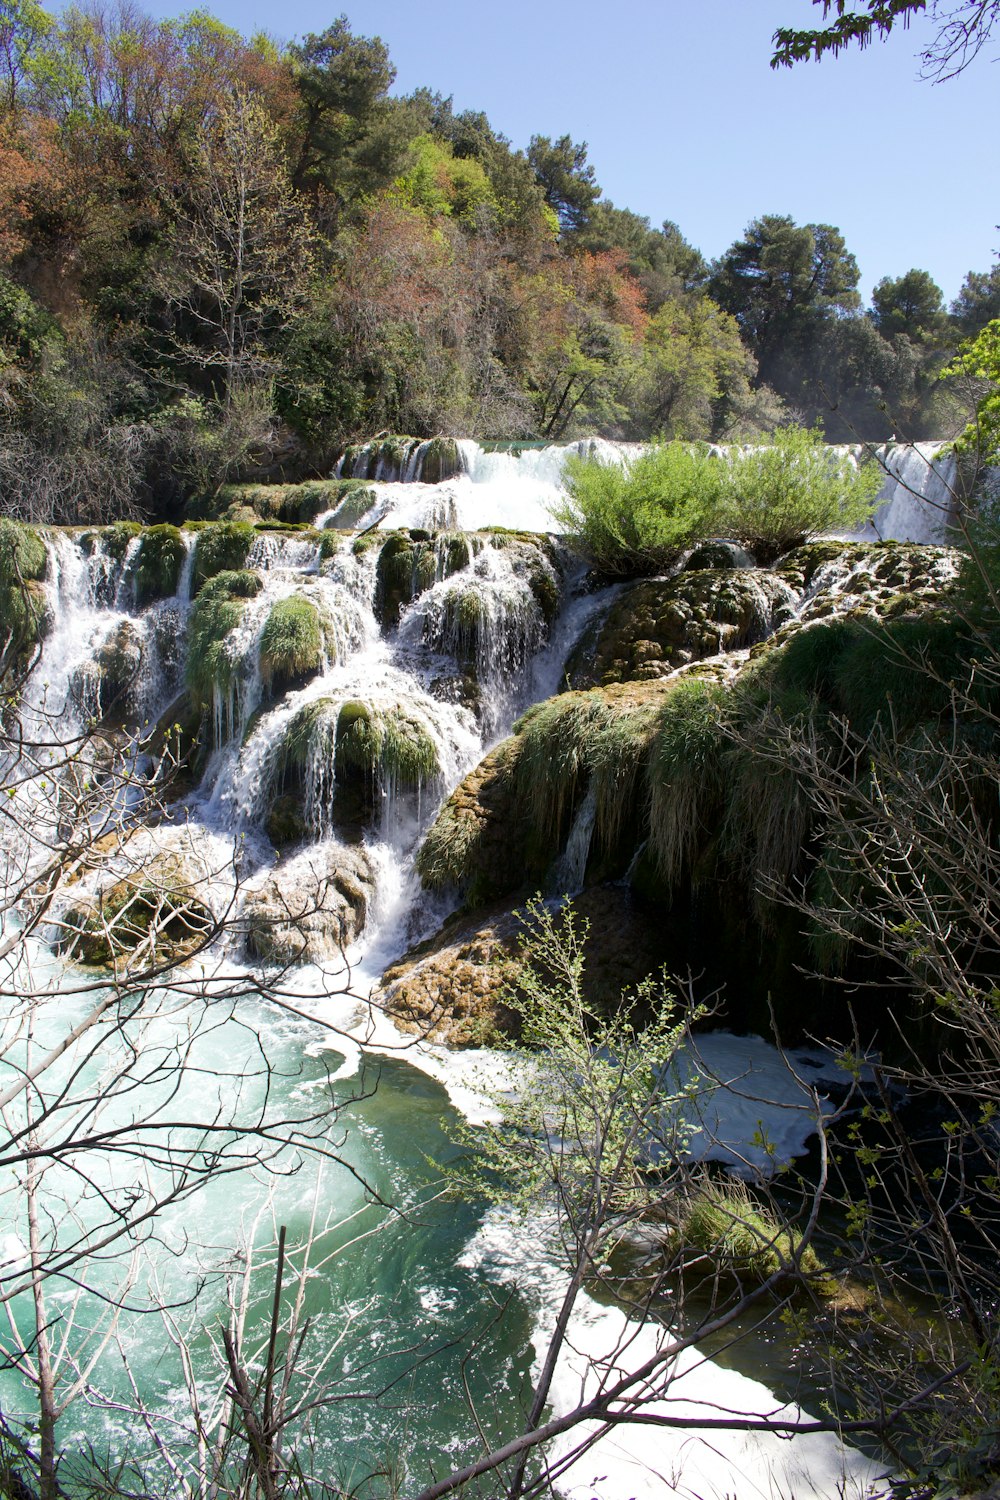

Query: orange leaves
570;249;649;341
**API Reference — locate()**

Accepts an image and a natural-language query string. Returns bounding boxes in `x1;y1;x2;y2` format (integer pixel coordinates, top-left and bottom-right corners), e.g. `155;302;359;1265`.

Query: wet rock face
242;845;375;966
569;570;798;688
776;539;960;626
569;540;960;690
73;620;144;724
375;888;671;1045
59;852;215;968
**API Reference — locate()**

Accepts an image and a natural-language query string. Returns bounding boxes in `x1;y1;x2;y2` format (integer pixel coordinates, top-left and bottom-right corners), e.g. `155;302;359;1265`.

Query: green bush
191;522;256;594
186;570;262;708
259;596;323;693
719;426;882;562
135;525;186;606
554;442;726;577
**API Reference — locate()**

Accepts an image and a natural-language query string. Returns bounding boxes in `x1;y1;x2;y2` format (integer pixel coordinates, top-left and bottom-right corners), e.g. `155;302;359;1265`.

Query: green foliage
0;517;48;664
0;274;59;367
771;0;998;81
259;595;323;693
191;522;256;594
871;268;946;340
718;425;883;561
134;525;186;606
451;898;697;1224
185;569;262;707
681;1176;827;1287
555;442;726;577
942;317;1000;466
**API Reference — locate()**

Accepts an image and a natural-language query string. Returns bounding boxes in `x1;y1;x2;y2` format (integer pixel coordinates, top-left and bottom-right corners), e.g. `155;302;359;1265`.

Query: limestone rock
242;844;375;965
568;570;797;688
376;888;671;1046
60;851;215;968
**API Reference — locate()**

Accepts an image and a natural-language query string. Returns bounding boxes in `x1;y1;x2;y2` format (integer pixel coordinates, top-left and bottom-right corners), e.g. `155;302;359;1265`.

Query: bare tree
153;90;314;411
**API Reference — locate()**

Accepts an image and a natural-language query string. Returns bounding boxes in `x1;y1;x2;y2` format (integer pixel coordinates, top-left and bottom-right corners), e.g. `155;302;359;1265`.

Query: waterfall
0;443;925;1500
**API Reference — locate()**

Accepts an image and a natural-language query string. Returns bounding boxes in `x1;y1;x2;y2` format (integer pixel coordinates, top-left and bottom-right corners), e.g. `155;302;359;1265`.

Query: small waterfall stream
0;436;950;1499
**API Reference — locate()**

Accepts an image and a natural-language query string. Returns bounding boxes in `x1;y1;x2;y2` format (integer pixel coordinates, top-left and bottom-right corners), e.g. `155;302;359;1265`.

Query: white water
0;436;948;1498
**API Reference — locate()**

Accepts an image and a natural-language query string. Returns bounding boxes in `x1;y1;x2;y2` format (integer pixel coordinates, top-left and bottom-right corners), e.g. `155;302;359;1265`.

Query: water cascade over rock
0;435;964;1500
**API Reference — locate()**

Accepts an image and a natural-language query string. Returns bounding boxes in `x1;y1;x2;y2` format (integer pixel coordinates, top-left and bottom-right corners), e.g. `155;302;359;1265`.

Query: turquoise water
0;990;536;1498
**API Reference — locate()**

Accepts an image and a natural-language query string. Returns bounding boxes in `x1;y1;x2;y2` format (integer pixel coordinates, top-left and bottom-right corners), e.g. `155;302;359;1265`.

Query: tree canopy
772;0;1000;79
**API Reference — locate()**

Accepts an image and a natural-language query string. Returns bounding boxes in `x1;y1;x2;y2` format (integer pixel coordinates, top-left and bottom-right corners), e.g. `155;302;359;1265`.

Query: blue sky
155;0;997;305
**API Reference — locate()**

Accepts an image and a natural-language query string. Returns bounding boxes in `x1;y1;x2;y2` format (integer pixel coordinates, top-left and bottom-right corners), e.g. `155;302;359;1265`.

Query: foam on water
0;440;935;1498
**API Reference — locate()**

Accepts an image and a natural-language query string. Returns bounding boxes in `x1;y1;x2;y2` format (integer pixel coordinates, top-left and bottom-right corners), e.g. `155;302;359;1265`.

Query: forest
1;0;999;525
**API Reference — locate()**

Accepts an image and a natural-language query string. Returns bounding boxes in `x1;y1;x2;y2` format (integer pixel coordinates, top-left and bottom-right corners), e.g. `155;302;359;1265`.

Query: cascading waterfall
0;434;952;1500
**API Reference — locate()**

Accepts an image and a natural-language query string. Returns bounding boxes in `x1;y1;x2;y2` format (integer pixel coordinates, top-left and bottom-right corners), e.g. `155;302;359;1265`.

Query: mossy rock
319;481;377;530
685;540;757;571
60;854;215;969
266;793;308;846
0;519;49;669
568;571;796;688
417;681;671;907
333;699;438;788
75;620;144;723
243;846;375;964
417;437;462;484
185;570;262;709
135;525;186;606
0;518;47;584
101;520;142;561
377;886;671;1045
374;530;485;629
259;595;323;695
191;522;256;595
282;696;440;833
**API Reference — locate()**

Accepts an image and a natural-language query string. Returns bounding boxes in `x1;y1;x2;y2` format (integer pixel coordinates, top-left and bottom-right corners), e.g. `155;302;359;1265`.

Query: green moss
682;1177;829;1288
375;533;420;627
645;679;728;889
416;738;524;901
191;522;256;595
319;481;376;530
259;596;323;694
102;521;142;561
135;525;186;606
418;437;461;484
0;519;49;666
283;696;440;829
418;683;667;905
333;700;438;788
185;570;262;708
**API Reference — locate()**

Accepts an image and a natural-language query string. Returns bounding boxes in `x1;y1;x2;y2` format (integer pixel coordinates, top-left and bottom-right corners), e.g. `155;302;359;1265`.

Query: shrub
554;442;726;576
0;518;49;665
259;596;323;693
719;426;882;562
135;525;186;606
191;522;256;594
186;570;262;708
